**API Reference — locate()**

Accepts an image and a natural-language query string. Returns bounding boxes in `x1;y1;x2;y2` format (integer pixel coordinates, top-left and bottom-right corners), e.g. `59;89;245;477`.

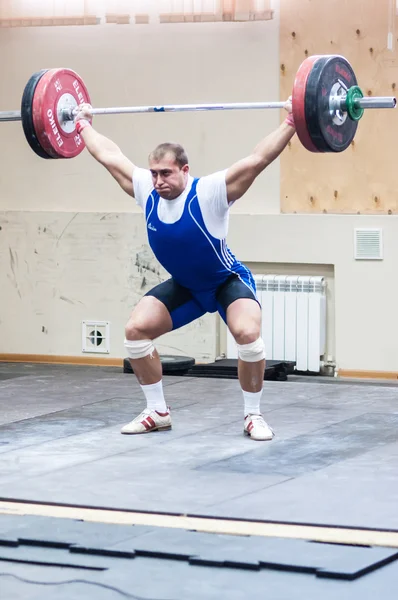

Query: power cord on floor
0;572;177;600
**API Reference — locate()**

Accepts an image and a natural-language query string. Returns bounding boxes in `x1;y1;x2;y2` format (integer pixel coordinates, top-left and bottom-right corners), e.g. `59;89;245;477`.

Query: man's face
149;153;189;200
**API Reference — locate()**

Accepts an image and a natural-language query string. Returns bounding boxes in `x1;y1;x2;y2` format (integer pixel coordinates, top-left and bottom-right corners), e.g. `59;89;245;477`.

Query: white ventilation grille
354;228;383;260
82;321;110;354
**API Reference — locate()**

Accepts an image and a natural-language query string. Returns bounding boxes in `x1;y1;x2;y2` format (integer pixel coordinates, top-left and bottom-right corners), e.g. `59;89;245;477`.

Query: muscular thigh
215;274;261;344
226;297;262;341
216;274;260;324
126;295;172;339
143;278;206;332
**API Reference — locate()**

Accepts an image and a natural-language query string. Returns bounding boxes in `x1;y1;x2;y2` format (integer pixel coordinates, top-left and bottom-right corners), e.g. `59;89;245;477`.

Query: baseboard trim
0;354;123;367
1;358;396;379
338;369;398;380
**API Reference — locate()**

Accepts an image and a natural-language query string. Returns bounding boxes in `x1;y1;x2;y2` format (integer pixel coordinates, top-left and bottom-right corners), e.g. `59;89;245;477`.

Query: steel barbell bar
61;95;395;119
0;96;395;123
2;102;285;122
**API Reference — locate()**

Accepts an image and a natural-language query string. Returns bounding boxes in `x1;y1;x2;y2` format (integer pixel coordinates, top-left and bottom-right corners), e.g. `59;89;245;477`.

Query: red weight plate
292;55;323;153
32;68;91;159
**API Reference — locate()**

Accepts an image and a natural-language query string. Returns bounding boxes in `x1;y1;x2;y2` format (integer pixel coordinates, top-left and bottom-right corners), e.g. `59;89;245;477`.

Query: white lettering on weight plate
54;79;63;93
73;80;86;104
47;109;64;147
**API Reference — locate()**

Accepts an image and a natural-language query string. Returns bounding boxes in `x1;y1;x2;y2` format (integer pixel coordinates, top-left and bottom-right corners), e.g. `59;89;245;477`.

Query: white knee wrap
237;338;265;363
124;338;155;359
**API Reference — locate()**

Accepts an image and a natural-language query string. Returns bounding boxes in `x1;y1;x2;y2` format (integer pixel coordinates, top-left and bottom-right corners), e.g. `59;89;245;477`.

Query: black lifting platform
124;357;295;381
185;358;295;381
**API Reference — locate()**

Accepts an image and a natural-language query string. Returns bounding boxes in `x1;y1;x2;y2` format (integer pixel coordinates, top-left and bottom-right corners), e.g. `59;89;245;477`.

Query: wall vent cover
354;228;383;260
82;321;110;354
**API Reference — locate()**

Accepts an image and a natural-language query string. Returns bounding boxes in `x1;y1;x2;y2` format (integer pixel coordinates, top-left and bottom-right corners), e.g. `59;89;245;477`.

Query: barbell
0;54;395;159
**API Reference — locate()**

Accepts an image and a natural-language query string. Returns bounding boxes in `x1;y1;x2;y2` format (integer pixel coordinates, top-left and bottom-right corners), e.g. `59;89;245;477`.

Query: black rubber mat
197;413;398;477
185;359;295;381
110;528;398;580
0;544;108;570
0;374;25;382
0;515;151;548
1;517;397;581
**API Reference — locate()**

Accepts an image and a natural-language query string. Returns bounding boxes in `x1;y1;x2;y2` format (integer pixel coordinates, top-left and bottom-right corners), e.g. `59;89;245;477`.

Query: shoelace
248;414;274;434
132;408;152;422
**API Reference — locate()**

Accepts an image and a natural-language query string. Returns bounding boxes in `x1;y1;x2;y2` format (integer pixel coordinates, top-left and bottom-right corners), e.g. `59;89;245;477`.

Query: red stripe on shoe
247;422;254;432
146;416;156;428
141;419;151;430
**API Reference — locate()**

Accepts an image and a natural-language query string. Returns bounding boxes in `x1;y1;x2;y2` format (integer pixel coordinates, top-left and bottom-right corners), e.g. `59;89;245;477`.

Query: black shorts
145;274;259;331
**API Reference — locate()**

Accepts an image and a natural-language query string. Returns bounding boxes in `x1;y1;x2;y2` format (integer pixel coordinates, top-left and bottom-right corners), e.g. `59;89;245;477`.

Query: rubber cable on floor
0;572;177;600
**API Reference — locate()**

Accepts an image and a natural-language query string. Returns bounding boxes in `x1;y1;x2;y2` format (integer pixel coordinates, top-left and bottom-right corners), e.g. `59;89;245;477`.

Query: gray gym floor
0;362;398;599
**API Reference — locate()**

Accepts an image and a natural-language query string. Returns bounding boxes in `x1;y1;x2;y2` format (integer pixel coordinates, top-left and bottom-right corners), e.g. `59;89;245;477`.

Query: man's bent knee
124;338;155;360
232;326;261;346
125;320;150;341
237;337;265;363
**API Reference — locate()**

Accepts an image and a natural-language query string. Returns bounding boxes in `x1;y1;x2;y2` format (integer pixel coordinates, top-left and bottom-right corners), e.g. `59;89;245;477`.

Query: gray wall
0;16;280;362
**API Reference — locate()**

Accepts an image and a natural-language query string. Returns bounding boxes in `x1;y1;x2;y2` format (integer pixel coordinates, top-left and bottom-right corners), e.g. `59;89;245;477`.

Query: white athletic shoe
244;414;274;441
121;408;172;435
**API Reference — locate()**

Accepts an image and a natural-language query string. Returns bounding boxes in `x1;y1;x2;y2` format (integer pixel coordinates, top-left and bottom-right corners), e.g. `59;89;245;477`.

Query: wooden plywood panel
280;0;398;214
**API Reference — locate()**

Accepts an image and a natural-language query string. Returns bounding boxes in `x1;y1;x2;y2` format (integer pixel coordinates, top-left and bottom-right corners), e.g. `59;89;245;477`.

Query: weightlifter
74;98;295;441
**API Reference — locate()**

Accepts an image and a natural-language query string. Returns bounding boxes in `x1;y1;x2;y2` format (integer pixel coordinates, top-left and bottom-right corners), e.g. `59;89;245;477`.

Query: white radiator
226;275;327;372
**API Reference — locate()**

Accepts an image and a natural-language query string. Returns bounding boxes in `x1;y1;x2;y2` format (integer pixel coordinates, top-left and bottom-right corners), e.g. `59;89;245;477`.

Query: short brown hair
148;142;188;168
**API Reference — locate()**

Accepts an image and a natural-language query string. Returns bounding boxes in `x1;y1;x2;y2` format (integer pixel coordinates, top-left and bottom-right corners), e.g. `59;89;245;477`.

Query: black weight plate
21;70;52;159
123;358;133;374
160;355;195;373
305;55;358;152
